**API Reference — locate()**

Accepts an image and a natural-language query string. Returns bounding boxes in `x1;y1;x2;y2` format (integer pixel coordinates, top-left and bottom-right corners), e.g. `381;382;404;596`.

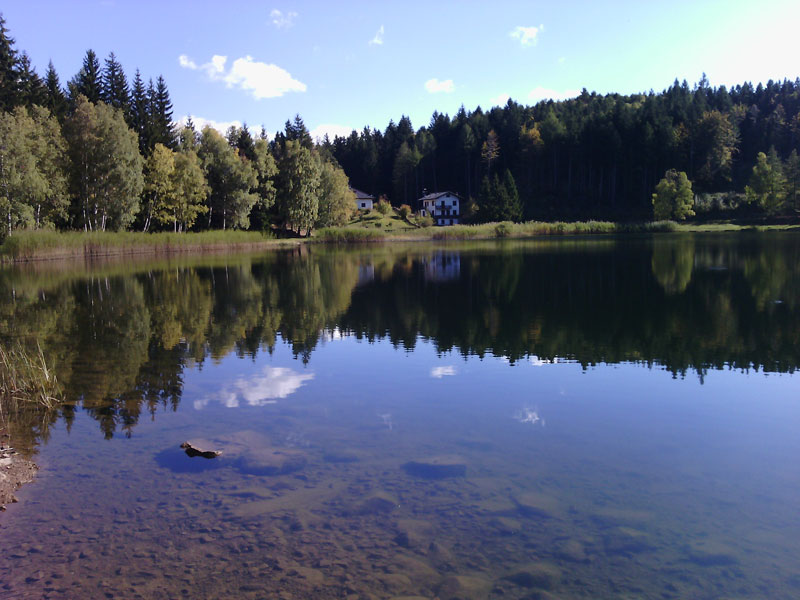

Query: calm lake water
2;235;800;599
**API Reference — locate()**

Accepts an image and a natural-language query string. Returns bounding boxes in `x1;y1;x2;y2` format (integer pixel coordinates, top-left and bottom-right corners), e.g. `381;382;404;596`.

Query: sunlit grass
0;230;279;261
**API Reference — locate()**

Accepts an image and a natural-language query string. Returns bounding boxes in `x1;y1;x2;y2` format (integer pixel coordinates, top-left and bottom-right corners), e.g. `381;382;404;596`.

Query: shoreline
3;221;800;263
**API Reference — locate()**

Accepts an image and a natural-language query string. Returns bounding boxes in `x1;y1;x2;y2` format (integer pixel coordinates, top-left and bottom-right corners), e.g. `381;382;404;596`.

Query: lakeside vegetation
0;229;292;261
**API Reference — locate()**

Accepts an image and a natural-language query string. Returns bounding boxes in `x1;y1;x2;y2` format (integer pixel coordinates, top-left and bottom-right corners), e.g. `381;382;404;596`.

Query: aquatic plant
0;343;62;409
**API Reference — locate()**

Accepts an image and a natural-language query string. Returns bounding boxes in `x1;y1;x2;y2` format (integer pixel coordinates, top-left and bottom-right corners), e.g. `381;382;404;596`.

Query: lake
1;234;800;599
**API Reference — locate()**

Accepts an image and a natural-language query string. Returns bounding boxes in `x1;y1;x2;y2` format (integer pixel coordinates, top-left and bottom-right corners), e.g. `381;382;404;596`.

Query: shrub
415;214;434;228
398;204;412;220
494;222;512;238
375;199;392;215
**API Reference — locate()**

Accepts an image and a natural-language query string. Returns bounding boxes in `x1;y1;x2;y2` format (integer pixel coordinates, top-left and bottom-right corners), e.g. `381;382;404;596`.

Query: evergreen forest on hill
1;12;799;240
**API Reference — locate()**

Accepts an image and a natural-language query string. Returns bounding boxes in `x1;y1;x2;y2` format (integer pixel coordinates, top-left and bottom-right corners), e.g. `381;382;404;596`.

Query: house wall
421;193;460;225
356;199;374;210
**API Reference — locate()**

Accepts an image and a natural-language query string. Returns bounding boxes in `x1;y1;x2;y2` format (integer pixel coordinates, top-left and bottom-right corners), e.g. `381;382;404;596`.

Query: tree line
0;14;354;238
327;76;800;222
2;10;800;236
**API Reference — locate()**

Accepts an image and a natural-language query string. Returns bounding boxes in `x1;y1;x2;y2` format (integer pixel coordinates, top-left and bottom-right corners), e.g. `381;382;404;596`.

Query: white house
352;188;375;211
418;191;461;226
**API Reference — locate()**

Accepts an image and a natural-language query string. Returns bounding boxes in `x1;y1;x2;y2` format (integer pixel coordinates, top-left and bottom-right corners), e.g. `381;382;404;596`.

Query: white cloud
490;93;511;106
270;9;298;28
430;365;457;378
194;366;314;409
369;25;384;46
424;78;455;94
176;115;242;135
310;123;354;142
558;56;566;64
178;54;197;69
510;25;543;46
527;86;580;103
179;53;307;99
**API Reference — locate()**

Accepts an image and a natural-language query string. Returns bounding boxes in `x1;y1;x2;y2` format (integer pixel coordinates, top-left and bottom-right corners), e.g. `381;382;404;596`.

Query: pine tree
284;114;313;149
500;169;522;222
17;52;46;106
44;61;67;120
129;69;148;152
69;49;103;104
0;13;19;110
102;52;130;115
150;75;174;149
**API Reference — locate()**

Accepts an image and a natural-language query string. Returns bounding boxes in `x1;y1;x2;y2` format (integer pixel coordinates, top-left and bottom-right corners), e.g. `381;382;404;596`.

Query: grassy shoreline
0;230;300;263
4;220;800;262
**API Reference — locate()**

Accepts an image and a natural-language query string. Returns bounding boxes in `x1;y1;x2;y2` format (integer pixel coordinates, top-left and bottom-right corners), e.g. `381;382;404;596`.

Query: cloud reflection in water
194;366;314;409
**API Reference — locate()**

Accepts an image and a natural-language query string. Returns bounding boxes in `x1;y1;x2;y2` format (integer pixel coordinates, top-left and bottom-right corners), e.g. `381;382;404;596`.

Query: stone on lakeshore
403;455;466;479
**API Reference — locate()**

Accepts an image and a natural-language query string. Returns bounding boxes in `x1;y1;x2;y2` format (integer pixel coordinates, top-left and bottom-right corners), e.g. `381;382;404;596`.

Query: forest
1;12;799;239
0;15;354;240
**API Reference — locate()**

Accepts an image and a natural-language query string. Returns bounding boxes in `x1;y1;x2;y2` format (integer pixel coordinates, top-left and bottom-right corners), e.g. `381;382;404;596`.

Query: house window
453;200;457;206
361;202;366;208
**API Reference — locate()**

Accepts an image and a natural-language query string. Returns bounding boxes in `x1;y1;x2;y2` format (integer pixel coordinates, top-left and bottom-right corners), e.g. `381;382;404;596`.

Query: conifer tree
284;114;313;149
16;52;46;106
69;49;103;104
150;75;174;149
129;69;148;152
44;61;67;120
102;52;130;115
0;13;19;110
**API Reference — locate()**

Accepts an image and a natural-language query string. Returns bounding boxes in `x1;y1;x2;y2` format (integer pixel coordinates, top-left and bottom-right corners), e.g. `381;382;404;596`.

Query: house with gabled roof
351;188;375;211
418;191;461;226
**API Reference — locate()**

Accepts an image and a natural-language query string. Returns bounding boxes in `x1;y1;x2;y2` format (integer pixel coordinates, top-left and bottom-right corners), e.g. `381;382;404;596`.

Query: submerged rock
512;492;561;519
180;441;222;459
502;563;561;590
403;455;466;479
236;448;306;476
355;492;399;515
685;539;740;566
602;526;653;555
438;575;492;600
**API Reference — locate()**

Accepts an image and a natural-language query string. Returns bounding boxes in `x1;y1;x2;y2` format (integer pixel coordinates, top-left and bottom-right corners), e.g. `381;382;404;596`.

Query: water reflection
194;366;314;409
1;234;800;447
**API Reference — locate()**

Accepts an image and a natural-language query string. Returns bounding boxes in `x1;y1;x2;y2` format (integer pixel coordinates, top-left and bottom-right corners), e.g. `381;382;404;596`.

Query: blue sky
4;1;799;139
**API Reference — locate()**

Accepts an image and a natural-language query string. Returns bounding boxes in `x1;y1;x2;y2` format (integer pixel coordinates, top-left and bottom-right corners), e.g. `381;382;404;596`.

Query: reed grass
314;228;388;242
0;343;62;410
0;230;278;262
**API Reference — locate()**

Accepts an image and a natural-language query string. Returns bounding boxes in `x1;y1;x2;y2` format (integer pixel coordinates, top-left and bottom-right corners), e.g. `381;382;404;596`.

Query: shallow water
2;235;800;599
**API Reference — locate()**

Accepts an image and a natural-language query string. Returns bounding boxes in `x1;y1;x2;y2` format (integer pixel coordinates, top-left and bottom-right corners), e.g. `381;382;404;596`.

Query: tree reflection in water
1;234;799;446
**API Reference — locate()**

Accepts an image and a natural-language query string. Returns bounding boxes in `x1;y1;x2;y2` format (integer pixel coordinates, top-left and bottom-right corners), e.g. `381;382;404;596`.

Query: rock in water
180;442;222;459
236;448;307;476
403;455;466;479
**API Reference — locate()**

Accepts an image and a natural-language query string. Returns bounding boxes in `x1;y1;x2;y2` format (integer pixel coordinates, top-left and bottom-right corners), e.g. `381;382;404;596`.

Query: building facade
418;191;461;226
